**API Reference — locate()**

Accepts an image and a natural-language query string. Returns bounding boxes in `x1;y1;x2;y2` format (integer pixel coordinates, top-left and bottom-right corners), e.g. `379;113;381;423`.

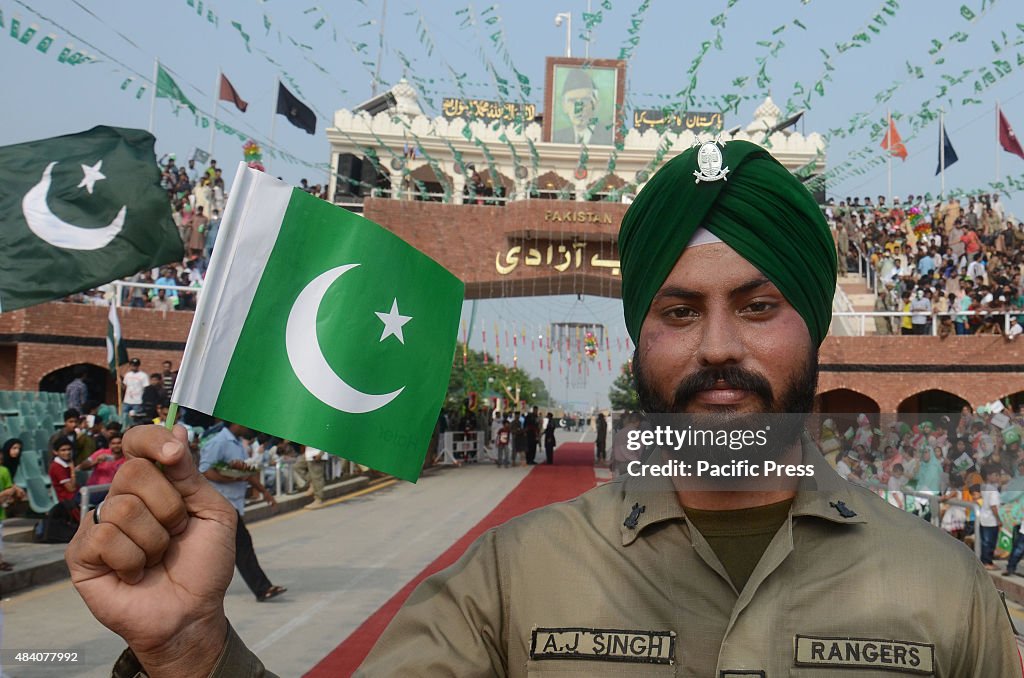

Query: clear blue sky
4;0;1023;407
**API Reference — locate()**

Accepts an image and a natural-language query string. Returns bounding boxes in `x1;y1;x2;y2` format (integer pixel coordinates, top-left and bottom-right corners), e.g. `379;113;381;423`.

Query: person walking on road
294;445;327;510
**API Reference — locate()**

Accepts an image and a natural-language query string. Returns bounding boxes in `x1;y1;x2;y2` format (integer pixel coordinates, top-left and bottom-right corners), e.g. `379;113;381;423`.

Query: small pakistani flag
0;126;184;313
106;302;128;374
173;165;464;481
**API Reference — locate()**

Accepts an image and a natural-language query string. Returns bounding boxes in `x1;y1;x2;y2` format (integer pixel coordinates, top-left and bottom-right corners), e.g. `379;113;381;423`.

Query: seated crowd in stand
827;192;1024;337
61;153;328;310
817;406;1024;574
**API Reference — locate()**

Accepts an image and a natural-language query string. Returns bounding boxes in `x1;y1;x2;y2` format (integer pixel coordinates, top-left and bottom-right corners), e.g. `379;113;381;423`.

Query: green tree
608;360;639;411
447;343;551;412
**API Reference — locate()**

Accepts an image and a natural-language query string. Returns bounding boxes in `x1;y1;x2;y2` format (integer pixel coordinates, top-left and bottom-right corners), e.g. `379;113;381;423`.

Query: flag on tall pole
999;107;1024;159
218;73;249;112
936;112;958;177
275;82;316;135
0;126;183;313
155;63;197;114
106;302;128;374
880;115;907;160
172;165;463;481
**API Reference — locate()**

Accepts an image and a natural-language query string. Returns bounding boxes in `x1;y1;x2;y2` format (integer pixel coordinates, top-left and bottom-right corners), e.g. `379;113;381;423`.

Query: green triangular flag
156;63;197;114
173;165;464;481
0;126;183;312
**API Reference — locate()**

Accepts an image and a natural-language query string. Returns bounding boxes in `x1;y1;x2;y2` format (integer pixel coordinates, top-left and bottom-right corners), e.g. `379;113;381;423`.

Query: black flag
935;121;958;175
276;83;316;135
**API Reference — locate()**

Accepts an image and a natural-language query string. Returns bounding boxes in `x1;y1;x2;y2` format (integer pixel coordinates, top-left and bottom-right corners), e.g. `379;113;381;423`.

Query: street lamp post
554;12;572;57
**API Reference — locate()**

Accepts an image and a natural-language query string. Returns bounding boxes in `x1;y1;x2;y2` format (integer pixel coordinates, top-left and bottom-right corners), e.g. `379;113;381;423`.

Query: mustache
670;365;774;410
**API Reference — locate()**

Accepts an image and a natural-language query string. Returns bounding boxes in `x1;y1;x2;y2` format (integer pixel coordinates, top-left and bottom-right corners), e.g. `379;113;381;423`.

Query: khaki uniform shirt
110;438;1021;677
357;436;1021;677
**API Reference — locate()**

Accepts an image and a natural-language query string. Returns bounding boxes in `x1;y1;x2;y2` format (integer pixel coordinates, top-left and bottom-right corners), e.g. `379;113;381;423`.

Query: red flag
219;73;249;112
999;109;1024;160
881;117;907;160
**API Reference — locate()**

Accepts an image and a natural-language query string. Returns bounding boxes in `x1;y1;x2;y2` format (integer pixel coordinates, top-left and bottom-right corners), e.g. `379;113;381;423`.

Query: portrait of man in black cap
552;65;615;146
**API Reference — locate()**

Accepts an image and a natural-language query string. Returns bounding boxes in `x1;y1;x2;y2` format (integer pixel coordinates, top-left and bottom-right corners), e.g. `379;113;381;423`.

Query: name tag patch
530;627;675;665
794;635;934;674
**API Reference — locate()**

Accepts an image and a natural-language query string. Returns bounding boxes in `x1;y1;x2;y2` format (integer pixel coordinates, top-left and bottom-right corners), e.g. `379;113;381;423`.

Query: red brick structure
2;200;1022;414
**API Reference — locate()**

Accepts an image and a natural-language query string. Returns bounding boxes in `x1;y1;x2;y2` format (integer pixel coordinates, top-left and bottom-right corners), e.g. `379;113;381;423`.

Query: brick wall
2;198;1022;411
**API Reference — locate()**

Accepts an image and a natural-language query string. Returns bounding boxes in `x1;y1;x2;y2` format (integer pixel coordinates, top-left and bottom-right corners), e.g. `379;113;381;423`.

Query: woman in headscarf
1;438;22;481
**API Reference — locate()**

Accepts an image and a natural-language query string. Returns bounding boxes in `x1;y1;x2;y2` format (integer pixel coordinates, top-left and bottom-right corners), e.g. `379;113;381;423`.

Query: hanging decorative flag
219;73;249;112
935;120;958;175
999;108;1024;160
880;116;907;160
172;164;463;482
584;332;599;360
276;81;316;135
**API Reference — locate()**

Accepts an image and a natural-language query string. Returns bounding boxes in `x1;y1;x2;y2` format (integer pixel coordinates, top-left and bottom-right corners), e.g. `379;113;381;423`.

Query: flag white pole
996;101;1001;185
148;58;159;134
208;68;220;158
940;109;945;197
269;78;278;171
886;108;892;205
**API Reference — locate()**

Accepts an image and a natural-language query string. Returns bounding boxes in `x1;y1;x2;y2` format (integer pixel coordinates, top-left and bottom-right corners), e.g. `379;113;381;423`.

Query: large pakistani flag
173;165;463;481
0;126;183;313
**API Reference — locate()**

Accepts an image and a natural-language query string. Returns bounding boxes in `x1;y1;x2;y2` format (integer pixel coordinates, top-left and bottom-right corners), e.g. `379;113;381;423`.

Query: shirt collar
54;456;71;468
619;432;867;546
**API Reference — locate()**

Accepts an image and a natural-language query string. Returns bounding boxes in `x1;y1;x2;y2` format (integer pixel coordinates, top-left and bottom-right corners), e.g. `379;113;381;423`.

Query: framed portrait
543;57;626;146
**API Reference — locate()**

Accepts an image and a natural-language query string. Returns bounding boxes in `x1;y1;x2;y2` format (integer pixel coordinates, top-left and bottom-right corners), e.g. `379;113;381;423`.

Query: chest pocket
527;628;677;677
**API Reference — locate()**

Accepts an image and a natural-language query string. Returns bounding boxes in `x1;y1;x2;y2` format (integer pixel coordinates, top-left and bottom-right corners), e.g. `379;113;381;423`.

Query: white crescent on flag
285;264;405;414
22;161;126;250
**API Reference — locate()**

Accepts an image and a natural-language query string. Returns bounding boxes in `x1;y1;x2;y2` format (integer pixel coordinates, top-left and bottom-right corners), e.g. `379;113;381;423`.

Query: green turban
618;139;836;345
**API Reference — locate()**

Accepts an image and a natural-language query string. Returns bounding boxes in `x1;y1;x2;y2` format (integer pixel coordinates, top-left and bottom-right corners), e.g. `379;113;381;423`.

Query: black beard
632;346;820;462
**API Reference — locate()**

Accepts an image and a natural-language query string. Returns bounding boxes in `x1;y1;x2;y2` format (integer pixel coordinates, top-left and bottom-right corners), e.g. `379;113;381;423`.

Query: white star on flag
77;160;106;194
375;298;412;344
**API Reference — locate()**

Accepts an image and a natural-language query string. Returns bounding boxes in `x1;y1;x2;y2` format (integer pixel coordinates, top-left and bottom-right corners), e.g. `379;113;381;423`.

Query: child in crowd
496;418;511;469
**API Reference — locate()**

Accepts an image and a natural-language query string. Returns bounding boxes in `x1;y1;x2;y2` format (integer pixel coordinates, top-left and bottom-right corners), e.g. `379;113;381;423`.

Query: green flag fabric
155;64;197;114
0;126;184;313
106;302;128;374
173;165;464;481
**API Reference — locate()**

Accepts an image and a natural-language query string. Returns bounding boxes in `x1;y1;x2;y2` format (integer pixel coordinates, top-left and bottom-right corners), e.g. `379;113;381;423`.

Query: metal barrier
78;483;112;522
864;481;981;559
436;431;486;465
831;310;1016;337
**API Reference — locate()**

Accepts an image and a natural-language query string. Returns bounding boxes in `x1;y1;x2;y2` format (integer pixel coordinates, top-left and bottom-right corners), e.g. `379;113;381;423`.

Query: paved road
1;460;537;677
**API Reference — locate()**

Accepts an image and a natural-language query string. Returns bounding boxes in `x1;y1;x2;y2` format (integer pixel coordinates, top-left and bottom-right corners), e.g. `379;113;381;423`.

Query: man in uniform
66;140;1020;676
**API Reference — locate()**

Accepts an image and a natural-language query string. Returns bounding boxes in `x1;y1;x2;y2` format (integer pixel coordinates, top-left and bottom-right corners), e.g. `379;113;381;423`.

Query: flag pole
886;108;892;204
149;58;159;134
116;365;123;420
996;100;1001;185
940;108;945;197
269;77;278;171
209;68;220;157
165;402;178;431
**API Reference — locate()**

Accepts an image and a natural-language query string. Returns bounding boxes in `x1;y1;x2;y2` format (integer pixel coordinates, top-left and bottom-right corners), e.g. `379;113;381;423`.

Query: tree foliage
447;343;551;411
608;360;639;411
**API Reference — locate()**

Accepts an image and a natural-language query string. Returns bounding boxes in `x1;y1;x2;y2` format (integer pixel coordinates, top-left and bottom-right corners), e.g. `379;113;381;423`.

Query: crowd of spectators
63;153;329;310
827;193;1024;337
816;406;1024;572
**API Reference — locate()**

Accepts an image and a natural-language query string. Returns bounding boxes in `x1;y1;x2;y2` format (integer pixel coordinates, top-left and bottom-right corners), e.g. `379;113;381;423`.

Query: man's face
64;417;77;431
150;376;161;387
562;87;597;130
633;242;818;416
110;437;123;455
163;362;172;374
55;444;72;461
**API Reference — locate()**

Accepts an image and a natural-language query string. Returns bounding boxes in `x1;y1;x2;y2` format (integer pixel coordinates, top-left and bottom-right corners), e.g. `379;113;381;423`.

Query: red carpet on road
305;443;597;677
